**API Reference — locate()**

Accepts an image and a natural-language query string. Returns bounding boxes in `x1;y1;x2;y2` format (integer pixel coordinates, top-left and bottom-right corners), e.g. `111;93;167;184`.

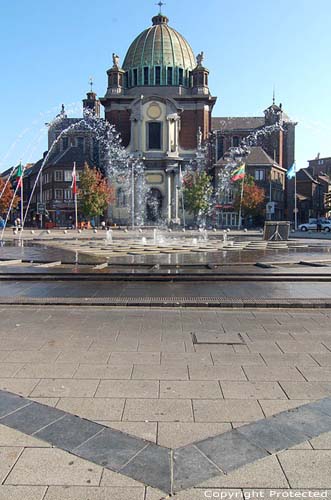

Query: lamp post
131;161;135;229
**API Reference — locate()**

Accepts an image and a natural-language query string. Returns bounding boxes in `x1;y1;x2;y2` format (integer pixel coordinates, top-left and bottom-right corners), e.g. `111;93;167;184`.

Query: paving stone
310;430;331;449
160;381;222;399
132;364;189;380
0;485;47;500
123;399;194;422
56;349;111;364
0;364;23;378
101;467;146;487
95;380;159;398
299;367;331;382
0;378;40;397
311;353;331;367
103;422;157;443
109;352;160;365
16;363;79;378
138;341;186;352
157;422;231;448
5;351;61;363
56;398;125;421
0;390;31;418
161;352;213;365
243;366;305;381
278;450;331;488
34;413;103;451
44;486;145;500
173;444;222;492
262;354;319;367
221;381;287;399
188;365;246;381
259;399;311;417
0;423;51;448
73;364;132;379
0;447;24;482
30;379;100;398
195;429;268;473
0;401;65;435
5;447;102;486
74;427;147;470
29;397;59;407
199;455;289;488
193;400;264;422
277;341;329;353
280;381;331;399
120;443;171;493
246;342;282;354
211;353;265;365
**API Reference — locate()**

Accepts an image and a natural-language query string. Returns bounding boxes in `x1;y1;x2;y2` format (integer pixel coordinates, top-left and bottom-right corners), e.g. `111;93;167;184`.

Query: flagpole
294;162;297;231
20;162;23;233
74;162;78;230
238;174;245;230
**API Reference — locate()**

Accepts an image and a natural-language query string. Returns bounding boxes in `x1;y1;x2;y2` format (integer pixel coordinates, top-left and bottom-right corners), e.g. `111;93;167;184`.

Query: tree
0;177;20;215
79;164;115;219
183;171;213;224
233;176;265;224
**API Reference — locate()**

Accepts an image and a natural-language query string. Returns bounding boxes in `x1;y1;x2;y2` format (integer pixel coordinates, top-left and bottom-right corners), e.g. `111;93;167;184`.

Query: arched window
116;187;126;208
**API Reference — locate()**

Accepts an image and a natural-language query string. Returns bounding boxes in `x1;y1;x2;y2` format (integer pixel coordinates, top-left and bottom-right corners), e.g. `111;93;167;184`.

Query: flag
231;163;245;182
71;163;77;195
16;163;24;188
286;162;296;179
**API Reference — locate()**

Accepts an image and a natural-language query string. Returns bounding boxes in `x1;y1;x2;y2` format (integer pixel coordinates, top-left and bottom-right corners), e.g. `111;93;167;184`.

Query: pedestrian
317;219;322;232
101;221;106;230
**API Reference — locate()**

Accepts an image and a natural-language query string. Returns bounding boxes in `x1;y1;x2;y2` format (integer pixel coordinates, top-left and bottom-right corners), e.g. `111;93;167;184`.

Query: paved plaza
1;306;331;498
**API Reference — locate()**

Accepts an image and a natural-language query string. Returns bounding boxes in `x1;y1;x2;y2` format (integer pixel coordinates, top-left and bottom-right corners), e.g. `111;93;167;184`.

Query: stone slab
123;399;194;422
173;444;222;492
0;390;31;418
0;401;65;435
120;443;172;493
34;414;103;451
196;429;268;473
74;427;147;470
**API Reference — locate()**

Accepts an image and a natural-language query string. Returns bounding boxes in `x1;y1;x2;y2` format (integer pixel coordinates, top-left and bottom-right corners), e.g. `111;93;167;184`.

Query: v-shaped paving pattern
1;389;331;495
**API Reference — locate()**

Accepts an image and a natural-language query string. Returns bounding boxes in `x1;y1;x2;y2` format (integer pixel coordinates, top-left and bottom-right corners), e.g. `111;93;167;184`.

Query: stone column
167;173;172;222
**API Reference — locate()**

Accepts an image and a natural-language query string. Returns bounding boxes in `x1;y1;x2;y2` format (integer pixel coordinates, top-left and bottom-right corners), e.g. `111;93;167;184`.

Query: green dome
123;14;196;87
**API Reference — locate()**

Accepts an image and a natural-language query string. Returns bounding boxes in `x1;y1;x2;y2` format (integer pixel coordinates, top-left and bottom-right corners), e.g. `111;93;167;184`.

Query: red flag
71;163;77;195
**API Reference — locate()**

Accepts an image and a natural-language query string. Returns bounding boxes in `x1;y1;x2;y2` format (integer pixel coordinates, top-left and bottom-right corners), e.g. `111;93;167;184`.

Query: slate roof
216;147;286;171
211;117;265;131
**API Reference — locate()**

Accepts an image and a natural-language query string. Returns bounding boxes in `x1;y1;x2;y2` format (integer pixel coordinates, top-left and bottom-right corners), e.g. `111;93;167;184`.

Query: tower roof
122;13;195;82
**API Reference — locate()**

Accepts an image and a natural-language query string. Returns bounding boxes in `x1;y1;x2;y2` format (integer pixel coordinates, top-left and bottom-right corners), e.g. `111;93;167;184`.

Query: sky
0;0;330;172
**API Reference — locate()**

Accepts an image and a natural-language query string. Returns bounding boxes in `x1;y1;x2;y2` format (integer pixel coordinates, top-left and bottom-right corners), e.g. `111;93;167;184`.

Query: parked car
299;220;331;231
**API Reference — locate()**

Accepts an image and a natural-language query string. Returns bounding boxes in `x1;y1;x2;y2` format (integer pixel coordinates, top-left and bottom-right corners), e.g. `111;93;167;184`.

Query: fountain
105;229;113;245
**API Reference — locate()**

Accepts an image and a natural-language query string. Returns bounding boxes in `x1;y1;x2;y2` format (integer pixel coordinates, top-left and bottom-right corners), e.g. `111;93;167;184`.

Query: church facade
100;11;216;225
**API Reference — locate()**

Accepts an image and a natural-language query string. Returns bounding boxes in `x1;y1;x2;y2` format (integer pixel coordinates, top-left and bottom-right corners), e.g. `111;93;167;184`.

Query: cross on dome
156;1;166;13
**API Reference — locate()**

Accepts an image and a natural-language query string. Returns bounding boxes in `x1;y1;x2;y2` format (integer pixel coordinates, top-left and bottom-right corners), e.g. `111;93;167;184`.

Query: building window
55;171;63;181
233;136;240;147
167;67;173;85
70;137;76;146
144;67;149;85
148;122;162;150
178;68;183;85
133;68;138;86
64;189;72;200
62;137;68;150
55;189;63;200
255;169;265;181
155;66;161;85
77;137;84;149
64;171;72;182
217;134;224;160
116;187;126;207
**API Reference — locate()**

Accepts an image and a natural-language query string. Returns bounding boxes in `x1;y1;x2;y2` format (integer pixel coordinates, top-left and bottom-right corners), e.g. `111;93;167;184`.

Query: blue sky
0;0;330;171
